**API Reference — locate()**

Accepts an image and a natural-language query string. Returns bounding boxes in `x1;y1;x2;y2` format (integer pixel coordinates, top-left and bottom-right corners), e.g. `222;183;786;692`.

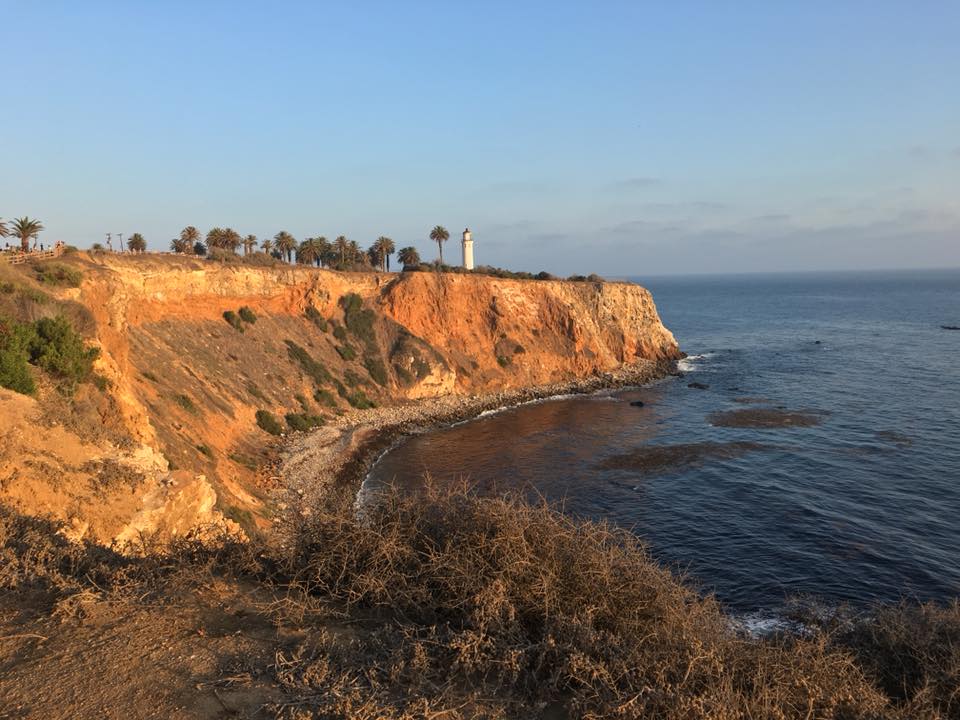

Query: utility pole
117;233;124;252
106;233;113;252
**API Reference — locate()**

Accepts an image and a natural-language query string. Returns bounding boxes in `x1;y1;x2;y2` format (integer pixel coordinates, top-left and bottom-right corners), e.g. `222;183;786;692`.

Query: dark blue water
367;269;960;613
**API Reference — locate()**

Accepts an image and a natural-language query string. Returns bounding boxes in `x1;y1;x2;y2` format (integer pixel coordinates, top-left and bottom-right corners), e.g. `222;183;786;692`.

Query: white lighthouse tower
461;228;474;270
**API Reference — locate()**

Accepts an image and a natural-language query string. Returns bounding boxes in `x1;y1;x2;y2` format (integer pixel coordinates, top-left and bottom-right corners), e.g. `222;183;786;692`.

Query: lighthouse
461;228;474;270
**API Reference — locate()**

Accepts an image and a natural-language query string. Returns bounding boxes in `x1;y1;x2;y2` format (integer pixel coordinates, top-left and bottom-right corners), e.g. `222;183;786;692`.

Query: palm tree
242;234;257;255
222;228;241;253
10;217;44;253
429;225;449;266
333;235;349;266
0;218;8;240
347;240;362;265
375;236;395;271
274;231;297;263
260;238;274;255
172;226;199;254
297;237;323;266
314;236;332;267
127;233;147;253
367;243;384;271
206;227;225;250
397;246;420;268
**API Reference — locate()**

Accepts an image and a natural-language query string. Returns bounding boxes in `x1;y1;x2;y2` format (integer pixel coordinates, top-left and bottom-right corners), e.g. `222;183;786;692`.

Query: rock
942;325;960;331
629;400;645;407
687;382;709;390
814;340;822;344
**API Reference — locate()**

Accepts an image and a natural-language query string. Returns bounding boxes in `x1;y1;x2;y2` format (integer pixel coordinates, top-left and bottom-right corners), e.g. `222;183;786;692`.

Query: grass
34;263;83;287
0;485;958;718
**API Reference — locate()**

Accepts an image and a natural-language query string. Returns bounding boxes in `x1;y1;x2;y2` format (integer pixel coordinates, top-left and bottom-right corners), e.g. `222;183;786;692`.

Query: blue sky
2;1;957;275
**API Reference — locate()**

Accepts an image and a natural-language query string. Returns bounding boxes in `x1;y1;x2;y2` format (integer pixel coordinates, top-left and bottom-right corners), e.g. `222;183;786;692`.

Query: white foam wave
677;352;714;373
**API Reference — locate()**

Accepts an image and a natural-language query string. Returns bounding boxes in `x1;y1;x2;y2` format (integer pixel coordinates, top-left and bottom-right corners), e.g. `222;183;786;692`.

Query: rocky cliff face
0;254;679;545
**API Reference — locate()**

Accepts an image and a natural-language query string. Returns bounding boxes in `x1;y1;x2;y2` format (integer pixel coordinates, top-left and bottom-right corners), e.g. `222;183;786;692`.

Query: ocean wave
730;611;808;638
677;352;713;372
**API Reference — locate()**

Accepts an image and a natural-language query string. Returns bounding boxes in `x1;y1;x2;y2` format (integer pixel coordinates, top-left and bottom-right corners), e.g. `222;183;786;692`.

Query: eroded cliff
0;253;679;544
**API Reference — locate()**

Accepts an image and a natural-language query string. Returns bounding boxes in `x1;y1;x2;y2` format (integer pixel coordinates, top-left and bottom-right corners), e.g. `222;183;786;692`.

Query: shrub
238;306;257;324
246;383;267;401
339;293;377;347
142;371;159;382
285;340;332;385
294;393;310;411
255;409;283;436
0;282;15;294
223;310;244;332
343;369;366;387
195;444;213;458
28;316;99;390
173;394;198;414
496;355;512;367
284;412;325;432
332;323;347;342
34;263;82;287
514;344;526;354
363;355;389;386
313;388;338;407
0;317;36;395
535;271;555;280
305;306;328;332
335;344;357;361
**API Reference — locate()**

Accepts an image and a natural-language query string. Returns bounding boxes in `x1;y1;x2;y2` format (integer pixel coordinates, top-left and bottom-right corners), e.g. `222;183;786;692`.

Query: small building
461;228;474;270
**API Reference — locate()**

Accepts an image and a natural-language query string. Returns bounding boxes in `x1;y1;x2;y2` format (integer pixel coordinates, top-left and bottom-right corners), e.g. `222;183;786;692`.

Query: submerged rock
709;408;825;428
688;382;710;390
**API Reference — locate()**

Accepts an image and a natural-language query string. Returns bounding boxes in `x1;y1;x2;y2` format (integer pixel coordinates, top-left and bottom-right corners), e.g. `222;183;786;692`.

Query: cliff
0;253;679;544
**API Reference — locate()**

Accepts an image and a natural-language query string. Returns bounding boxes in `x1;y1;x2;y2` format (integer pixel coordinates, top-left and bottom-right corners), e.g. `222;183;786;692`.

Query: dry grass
2;485;959;718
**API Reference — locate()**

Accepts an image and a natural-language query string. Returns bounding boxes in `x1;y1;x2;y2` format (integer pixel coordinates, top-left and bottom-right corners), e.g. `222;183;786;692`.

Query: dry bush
834;601;960;718
282;483;896;719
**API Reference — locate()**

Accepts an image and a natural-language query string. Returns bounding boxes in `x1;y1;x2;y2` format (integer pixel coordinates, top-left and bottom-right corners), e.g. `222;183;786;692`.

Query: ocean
366;269;960;615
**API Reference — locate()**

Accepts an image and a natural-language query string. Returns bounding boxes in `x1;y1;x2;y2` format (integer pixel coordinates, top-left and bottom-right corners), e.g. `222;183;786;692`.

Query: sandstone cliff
0;254;679;544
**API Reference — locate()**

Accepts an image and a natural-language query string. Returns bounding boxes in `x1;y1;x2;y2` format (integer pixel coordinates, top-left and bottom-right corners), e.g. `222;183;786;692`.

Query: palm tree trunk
21;236;28;253
438;243;443;266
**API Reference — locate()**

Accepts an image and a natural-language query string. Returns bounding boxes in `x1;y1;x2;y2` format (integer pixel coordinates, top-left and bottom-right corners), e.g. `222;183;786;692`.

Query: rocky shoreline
278;358;679;532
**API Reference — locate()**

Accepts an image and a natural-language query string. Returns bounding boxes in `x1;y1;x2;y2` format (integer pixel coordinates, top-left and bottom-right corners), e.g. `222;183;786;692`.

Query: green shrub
514;344;526;354
195;444;213;458
343;369;366;387
0;317;36;395
305;306;329;332
496;355;512;367
173;394;198;414
34;263;82;287
313;388;338;407
363;355;389;386
255;409;283;436
285;340;332;385
332;323;347;342
294;393;310;412
28;316;99;390
284;412;325;432
340;293;377;348
0;282;15;294
223;310;244;332
238;306;257;324
246;383;267;401
335;344;357;361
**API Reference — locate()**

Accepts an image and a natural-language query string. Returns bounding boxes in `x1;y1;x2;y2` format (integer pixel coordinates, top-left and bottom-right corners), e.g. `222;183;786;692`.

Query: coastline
277;358;679;530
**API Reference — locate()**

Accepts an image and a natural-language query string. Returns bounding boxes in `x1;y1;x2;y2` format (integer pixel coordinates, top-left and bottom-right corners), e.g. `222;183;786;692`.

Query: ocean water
366;269;960;613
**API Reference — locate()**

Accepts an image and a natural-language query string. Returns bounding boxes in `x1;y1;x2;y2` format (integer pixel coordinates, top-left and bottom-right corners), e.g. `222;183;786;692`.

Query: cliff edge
0;254;679;544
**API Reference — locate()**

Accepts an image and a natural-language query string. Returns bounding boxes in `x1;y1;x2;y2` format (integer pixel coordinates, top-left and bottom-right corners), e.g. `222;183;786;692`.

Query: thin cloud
610;177;662;190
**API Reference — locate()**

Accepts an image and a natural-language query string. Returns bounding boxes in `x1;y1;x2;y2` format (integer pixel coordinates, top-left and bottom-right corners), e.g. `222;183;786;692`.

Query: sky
2;1;958;276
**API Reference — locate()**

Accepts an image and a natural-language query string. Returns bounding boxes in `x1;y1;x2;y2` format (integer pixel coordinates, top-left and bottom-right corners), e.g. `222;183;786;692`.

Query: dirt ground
0;580;301;720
